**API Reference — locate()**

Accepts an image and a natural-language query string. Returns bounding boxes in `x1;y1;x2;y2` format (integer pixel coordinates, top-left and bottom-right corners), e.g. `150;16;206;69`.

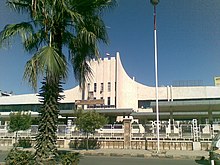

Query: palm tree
0;0;116;162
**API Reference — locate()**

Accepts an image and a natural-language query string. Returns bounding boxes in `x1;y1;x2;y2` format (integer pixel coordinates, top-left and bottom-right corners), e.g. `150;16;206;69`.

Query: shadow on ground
195;157;209;165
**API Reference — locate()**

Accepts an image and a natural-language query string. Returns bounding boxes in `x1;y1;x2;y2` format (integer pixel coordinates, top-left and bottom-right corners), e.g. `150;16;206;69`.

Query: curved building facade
1;52;220;124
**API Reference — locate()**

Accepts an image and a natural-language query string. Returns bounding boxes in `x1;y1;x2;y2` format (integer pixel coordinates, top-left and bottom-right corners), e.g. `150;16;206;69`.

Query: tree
76;110;108;150
8;112;32;145
0;0;116;162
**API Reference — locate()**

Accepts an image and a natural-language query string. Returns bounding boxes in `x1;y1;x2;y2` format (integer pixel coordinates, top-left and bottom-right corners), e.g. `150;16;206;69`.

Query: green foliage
69;139;100;149
75;110;107;150
5;148;34;165
8;112;31;133
23;46;67;89
76;110;108;134
58;151;81;165
1;0;116;162
17;137;32;148
1;0;117;90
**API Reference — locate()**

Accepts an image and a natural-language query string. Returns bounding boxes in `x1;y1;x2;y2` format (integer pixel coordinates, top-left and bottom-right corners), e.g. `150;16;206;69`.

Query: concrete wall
85;57;116;107
116;52;138;109
0;137;211;151
58;139;211;151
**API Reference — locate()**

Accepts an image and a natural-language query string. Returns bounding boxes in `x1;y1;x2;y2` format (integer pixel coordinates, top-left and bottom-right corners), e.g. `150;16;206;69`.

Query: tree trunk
34;78;63;162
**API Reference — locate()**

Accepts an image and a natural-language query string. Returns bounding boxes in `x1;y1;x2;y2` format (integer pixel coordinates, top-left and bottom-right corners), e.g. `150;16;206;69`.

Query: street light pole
150;0;160;153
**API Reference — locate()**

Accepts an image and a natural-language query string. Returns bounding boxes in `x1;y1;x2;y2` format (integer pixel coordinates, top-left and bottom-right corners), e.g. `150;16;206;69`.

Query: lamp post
150;0;160;153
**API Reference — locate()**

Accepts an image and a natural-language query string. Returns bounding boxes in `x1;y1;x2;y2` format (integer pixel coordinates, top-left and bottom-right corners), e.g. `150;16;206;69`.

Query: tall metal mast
150;0;160;153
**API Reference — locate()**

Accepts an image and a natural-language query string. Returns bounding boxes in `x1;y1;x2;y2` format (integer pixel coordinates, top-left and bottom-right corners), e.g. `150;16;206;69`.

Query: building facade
1;52;220;124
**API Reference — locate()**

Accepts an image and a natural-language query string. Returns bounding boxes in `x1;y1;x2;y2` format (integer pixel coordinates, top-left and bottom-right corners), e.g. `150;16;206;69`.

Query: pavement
70;148;210;160
0;147;210;164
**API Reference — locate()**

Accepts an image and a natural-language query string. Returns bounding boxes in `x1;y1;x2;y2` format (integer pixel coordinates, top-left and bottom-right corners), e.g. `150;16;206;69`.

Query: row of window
87;97;115;108
0;103;76;112
88;105;115;108
88;82;113;93
87;97;111;105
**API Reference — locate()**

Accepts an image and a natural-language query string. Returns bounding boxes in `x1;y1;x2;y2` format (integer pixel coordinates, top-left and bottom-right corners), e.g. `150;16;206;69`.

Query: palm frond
0;22;33;47
71;54;93;88
77;27;97;47
38;47;67;81
61;0;84;24
62;30;76;48
70;40;100;87
23;46;68;90
94;0;117;12
24;29;48;53
83;15;109;44
23;55;40;91
7;0;31;14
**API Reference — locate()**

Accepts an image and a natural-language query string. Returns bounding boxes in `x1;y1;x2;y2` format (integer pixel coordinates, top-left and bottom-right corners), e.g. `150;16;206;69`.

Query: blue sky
1;0;220;94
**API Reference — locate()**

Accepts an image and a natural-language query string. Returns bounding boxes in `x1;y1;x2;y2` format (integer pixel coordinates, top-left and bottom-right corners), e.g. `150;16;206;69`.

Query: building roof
150;99;220;112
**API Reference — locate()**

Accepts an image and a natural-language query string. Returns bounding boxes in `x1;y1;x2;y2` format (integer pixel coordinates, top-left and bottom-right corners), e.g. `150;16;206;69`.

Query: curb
78;151;208;160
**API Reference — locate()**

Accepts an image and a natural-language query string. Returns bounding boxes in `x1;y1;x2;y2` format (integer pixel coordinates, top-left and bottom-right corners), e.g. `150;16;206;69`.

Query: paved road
79;156;209;165
0;150;210;165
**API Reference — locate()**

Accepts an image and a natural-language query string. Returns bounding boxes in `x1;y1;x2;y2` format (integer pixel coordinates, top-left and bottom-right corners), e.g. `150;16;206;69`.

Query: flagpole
150;0;160;153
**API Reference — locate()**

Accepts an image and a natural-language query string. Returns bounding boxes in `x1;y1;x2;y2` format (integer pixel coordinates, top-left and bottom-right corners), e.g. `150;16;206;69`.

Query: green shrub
69;139;100;149
17;138;32;148
58;152;81;165
5;148;34;165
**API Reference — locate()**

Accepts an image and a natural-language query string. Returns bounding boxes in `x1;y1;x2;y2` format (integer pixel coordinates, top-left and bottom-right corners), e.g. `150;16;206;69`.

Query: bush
5;148;34;165
58;151;81;165
17;138;32;148
5;148;81;165
69;139;100;149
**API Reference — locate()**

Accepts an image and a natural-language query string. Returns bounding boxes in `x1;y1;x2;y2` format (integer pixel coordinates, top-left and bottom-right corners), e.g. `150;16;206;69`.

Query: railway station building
1;52;220;125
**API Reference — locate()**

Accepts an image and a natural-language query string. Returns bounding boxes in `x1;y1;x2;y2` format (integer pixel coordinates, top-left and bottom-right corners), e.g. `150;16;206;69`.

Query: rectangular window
100;83;104;92
88;92;94;100
115;97;116;107
107;97;111;106
108;82;111;92
93;97;96;108
94;83;97;92
115;82;116;91
88;83;90;91
100;97;104;108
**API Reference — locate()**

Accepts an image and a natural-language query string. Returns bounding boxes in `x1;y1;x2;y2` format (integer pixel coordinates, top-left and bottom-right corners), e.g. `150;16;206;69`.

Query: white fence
0;122;219;140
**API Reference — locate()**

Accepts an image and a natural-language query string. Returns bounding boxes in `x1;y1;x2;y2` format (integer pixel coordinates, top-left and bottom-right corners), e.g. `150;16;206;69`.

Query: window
115;97;116;107
94;83;97;92
100;83;104;92
93;97;96;108
88;83;90;91
100;97;104;108
108;82;111;92
107;97;111;106
88;92;94;99
115;82;116;91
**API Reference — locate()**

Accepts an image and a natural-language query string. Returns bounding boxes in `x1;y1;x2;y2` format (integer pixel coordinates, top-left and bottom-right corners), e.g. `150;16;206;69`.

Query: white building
1;52;220;124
